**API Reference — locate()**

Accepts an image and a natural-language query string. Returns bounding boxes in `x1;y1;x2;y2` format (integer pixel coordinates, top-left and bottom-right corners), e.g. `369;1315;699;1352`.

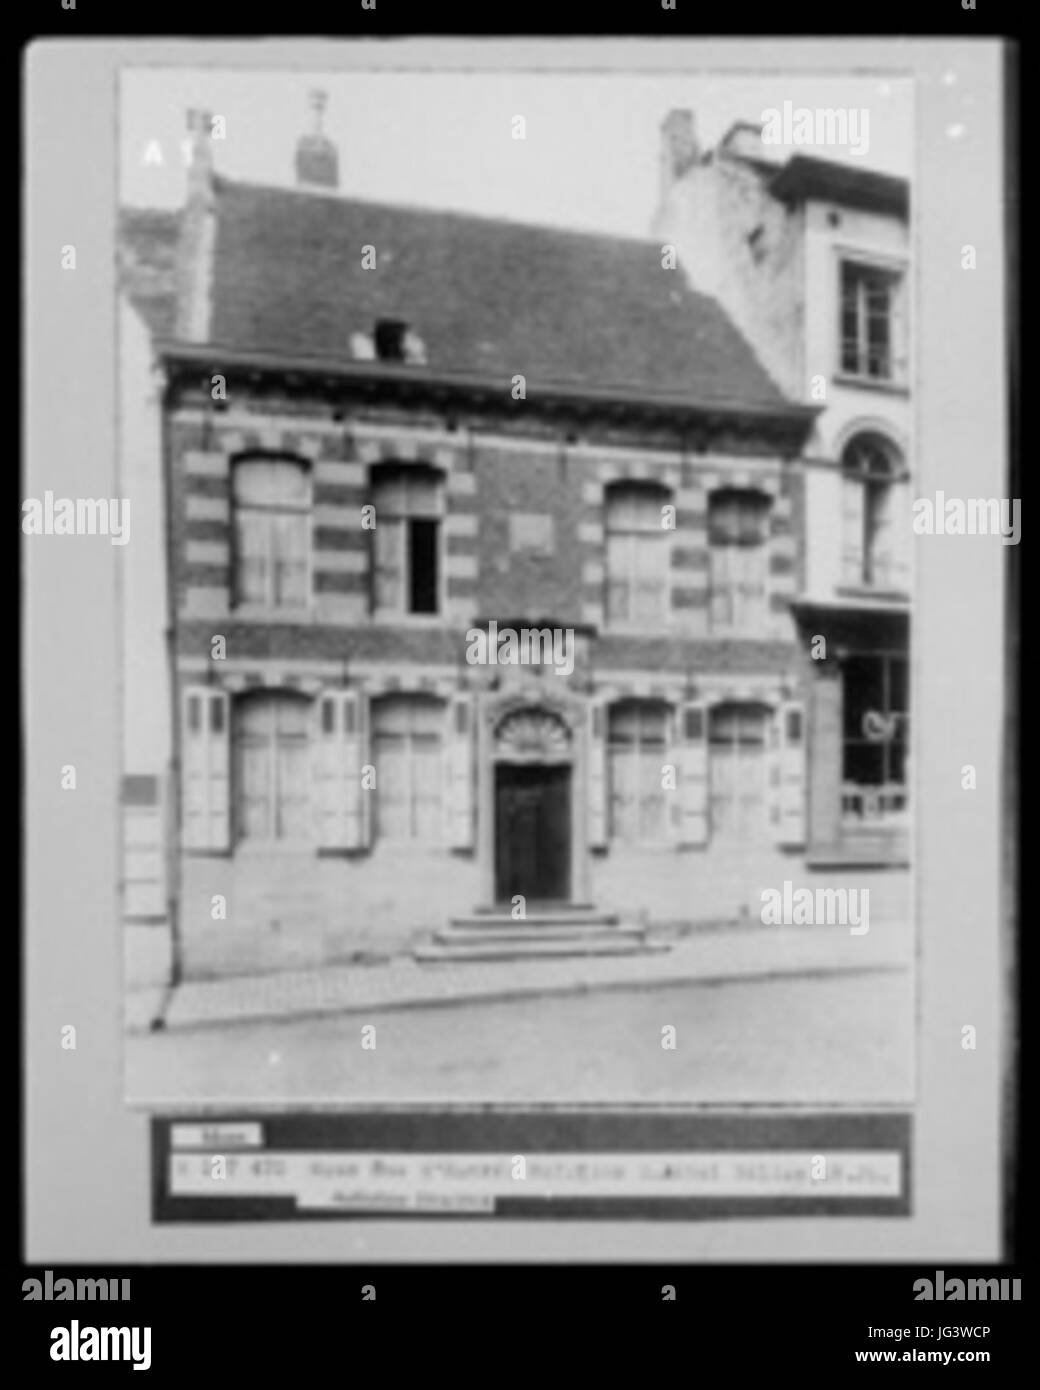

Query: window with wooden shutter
371;694;445;842
604;483;671;627
231;456;311;611
607;700;670;844
708;489;770;633
370;465;444;617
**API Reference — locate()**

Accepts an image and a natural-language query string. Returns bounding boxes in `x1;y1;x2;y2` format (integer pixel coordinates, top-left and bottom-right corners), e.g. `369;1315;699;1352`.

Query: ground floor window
371;693;445;841
233;691;312;842
709;702;770;838
607;699;670;843
841;652;909;822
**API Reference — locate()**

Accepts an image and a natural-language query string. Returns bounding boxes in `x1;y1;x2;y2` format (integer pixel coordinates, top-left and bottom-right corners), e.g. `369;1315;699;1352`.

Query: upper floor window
841;435;907;590
232;456;310;610
605;482;671;626
370;463;443;617
708;488;771;633
839;260;907;384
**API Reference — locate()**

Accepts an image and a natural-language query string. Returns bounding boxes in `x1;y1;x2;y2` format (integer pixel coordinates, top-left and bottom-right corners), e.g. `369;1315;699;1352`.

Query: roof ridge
212;173;665;249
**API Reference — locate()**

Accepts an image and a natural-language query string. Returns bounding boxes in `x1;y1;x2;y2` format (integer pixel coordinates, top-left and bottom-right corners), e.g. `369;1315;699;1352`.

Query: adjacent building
654;112;912;869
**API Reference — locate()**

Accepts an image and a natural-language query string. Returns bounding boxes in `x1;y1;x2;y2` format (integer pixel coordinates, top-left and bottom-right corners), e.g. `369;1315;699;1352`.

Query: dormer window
374;319;408;361
373;319;426;365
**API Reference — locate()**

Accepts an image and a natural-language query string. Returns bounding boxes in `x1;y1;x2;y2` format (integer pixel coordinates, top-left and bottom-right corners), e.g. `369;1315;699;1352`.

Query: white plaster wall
118;295;171;775
801;199;912;598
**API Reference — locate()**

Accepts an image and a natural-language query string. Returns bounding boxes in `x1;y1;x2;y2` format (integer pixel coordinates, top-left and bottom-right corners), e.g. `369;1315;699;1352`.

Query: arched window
370;463;444;616
708;488;771;632
607;699;671;843
233;690;312;842
841;435;905;589
231;456;310;609
371;693;445;840
708;701;770;838
605;482;671;626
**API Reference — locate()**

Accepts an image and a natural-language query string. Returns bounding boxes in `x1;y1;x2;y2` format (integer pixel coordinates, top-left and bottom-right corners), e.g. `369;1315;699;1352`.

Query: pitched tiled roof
203;177;790;412
117;207;181;339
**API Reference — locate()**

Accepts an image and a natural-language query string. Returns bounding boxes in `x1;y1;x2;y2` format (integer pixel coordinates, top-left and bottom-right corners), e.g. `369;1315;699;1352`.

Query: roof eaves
769;156;909;216
155;339;820;427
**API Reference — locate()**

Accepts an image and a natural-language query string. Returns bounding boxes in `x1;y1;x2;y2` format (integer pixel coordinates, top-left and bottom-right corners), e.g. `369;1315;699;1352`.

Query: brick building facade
119;99;909;985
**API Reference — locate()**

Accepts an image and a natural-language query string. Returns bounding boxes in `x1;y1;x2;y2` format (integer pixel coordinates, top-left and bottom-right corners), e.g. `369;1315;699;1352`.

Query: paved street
127;967;913;1107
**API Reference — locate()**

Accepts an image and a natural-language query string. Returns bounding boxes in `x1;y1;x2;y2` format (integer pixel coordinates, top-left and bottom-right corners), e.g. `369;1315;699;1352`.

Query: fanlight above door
493;707;572;763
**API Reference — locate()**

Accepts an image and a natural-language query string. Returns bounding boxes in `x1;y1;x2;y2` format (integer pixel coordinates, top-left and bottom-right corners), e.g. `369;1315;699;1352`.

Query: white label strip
169;1150;902;1201
170;1123;264;1150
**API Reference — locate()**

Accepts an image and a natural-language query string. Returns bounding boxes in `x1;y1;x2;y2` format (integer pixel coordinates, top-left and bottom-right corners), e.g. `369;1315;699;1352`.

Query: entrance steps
413;905;668;963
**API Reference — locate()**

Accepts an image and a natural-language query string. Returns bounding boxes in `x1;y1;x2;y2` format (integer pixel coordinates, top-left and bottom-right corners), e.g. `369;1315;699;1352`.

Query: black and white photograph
24;29;1013;1301
118;67;916;1119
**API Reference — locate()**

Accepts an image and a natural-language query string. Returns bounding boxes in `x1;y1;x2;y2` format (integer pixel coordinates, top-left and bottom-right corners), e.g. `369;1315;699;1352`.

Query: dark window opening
321;699;335;735
374;319;408;361
840;262;901;381
409;518;438;613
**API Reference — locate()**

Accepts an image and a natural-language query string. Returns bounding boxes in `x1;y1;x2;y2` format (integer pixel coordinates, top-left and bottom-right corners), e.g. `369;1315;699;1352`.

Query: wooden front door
494;763;571;905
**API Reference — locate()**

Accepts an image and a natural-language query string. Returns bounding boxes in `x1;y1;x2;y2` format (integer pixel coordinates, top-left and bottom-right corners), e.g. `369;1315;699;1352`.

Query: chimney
660;109;701;196
175;109;216;343
185;108;215;207
295;89;339;191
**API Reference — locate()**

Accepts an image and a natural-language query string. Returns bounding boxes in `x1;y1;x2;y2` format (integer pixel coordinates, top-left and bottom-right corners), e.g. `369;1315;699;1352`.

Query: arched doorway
491;706;573;905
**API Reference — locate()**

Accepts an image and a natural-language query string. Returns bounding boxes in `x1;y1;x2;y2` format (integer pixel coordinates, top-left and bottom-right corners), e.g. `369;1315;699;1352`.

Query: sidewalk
126;918;912;1034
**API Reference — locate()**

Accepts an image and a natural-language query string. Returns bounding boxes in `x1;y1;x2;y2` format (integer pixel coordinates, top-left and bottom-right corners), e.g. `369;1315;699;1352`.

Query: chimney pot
295;89;339;191
661;109;701;190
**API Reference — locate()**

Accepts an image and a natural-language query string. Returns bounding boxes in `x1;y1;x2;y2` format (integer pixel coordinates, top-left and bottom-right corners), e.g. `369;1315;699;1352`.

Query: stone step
454;907;620;929
434;923;643;946
413;935;669;963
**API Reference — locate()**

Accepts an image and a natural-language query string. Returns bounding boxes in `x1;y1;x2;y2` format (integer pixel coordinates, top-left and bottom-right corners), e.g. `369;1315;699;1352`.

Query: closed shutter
443;693;475;850
772;701;806;846
314;691;369;850
314;694;347;848
343;690;368;850
888;478;910;589
665;706;683;844
841;474;864;584
587;698;608;849
678;701;709;846
891;274;909;383
181;686;229;851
